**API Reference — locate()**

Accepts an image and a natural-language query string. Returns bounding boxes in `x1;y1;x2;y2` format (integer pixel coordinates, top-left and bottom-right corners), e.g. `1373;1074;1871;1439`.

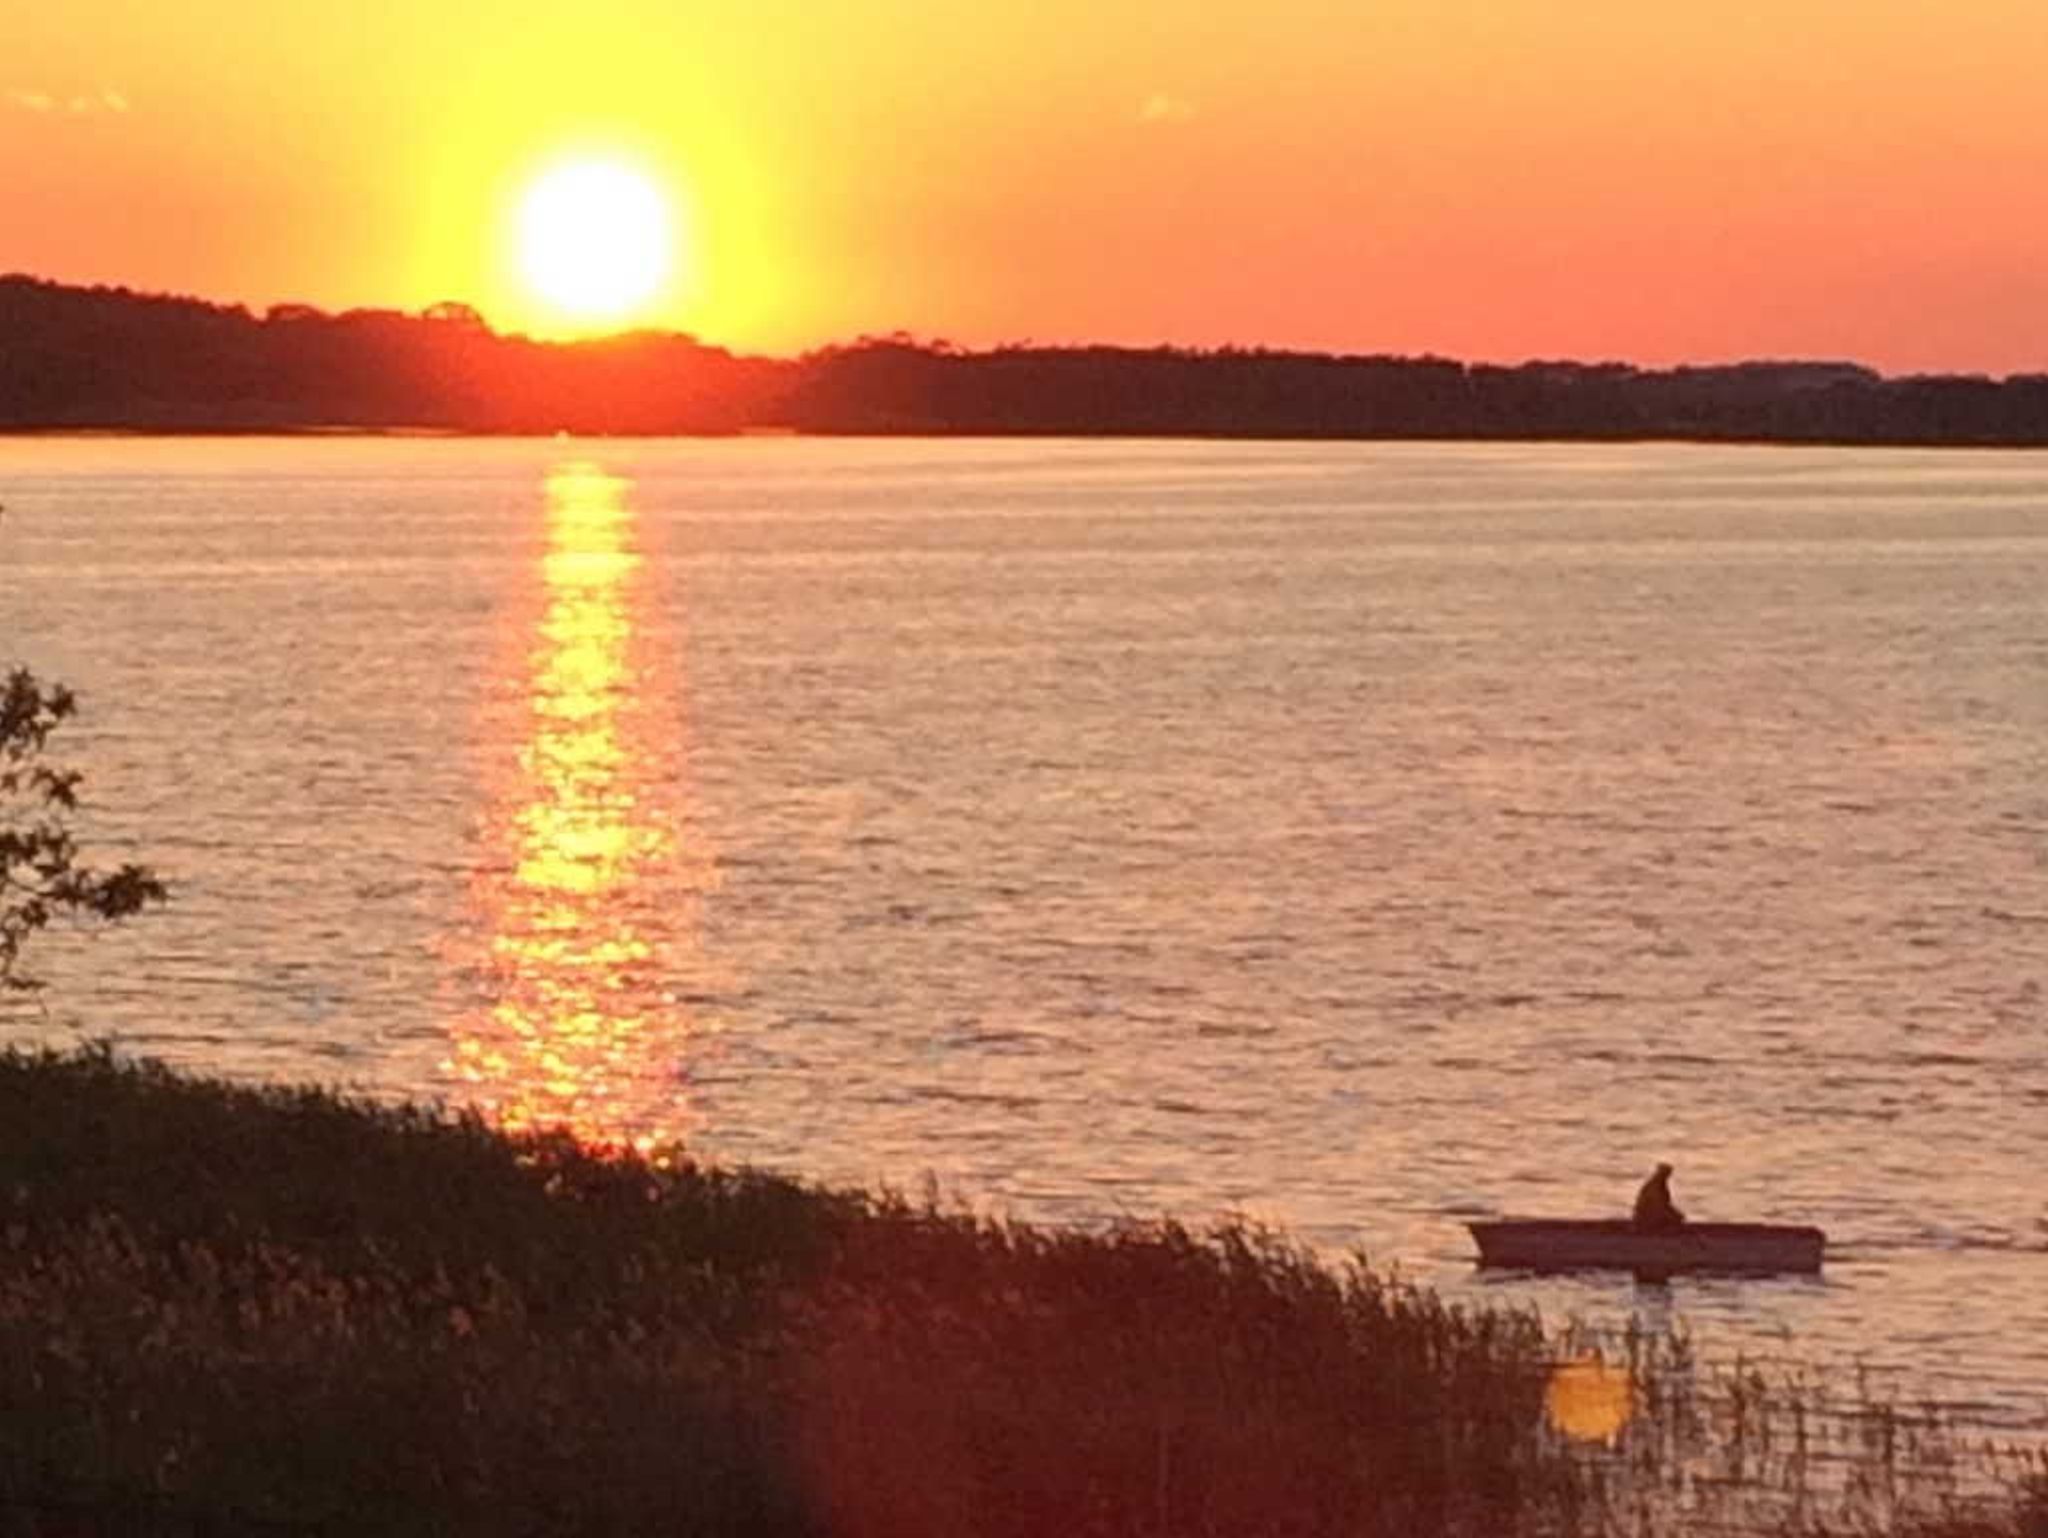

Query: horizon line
11;270;2043;387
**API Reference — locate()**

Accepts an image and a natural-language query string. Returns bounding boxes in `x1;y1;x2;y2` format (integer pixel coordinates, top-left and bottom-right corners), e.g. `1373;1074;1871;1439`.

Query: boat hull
1468;1219;1825;1276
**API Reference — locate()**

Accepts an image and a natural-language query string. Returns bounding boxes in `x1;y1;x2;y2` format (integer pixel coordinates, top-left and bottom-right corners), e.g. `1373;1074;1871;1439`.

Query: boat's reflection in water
448;460;710;1159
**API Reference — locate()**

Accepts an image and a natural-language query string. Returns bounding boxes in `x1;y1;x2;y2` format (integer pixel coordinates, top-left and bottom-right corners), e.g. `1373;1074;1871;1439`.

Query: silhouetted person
1633;1163;1685;1231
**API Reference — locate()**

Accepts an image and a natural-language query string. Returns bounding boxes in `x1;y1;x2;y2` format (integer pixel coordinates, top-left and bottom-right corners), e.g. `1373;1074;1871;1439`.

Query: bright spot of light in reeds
1546;1353;1634;1445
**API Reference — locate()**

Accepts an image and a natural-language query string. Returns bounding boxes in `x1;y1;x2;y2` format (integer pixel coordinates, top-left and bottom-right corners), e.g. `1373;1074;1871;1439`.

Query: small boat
1468;1219;1825;1276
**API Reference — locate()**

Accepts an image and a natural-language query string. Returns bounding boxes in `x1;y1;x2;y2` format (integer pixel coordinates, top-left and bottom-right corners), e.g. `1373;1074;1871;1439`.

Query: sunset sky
7;0;2047;371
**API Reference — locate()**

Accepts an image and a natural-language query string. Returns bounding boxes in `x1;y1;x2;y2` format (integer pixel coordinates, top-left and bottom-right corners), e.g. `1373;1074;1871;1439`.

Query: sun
515;159;674;324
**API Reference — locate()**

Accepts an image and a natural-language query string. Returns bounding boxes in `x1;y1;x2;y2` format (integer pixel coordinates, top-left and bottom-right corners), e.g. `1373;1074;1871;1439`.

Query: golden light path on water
448;460;710;1159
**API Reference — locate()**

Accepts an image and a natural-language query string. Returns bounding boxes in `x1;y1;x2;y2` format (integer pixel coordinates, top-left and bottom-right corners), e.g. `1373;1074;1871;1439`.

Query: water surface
5;436;2044;1427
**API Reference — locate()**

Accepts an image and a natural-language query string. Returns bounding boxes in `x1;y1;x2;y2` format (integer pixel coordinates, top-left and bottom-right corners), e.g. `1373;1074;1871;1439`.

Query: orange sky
6;0;2047;371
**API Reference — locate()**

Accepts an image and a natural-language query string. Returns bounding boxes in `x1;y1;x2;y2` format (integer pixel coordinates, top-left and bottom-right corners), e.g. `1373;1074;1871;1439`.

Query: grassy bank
2;1047;2040;1537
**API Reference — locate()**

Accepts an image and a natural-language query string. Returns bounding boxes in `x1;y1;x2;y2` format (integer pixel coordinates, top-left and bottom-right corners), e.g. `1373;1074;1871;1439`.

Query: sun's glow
515;160;674;322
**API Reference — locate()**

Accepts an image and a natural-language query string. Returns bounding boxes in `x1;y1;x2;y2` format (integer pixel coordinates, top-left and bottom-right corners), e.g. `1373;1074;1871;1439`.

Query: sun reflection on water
448;460;710;1159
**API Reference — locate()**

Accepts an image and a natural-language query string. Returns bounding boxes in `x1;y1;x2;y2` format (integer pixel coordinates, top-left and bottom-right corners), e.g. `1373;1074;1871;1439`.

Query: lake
4;435;2045;1429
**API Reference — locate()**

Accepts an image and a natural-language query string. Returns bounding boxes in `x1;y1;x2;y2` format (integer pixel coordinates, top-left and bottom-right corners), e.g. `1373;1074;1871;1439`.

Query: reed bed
1545;1321;2048;1537
1;1045;2040;1537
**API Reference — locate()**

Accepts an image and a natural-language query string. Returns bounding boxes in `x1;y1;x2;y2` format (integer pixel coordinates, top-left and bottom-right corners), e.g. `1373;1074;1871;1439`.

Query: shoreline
14;276;2047;455
9;423;2048;450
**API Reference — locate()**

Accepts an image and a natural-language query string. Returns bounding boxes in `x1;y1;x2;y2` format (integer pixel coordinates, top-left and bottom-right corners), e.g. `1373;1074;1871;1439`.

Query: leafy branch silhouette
2;668;167;989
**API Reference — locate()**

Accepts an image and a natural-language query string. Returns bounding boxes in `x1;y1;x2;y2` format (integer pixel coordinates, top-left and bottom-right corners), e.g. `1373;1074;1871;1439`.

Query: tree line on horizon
5;272;2048;443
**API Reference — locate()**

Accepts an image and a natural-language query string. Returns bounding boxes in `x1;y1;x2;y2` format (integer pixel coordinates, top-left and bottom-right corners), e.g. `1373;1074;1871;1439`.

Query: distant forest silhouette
6;274;2048;443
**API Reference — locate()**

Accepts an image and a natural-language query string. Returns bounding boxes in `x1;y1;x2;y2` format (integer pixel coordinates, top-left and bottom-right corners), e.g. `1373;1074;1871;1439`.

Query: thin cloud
1139;92;1196;124
6;86;130;115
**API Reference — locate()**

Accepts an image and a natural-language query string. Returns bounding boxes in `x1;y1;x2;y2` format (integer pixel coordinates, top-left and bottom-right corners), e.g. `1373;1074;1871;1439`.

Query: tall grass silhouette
2;1046;2040;1536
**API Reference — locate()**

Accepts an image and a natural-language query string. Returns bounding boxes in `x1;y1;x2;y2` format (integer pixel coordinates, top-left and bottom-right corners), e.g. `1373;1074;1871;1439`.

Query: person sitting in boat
1633;1163;1686;1231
